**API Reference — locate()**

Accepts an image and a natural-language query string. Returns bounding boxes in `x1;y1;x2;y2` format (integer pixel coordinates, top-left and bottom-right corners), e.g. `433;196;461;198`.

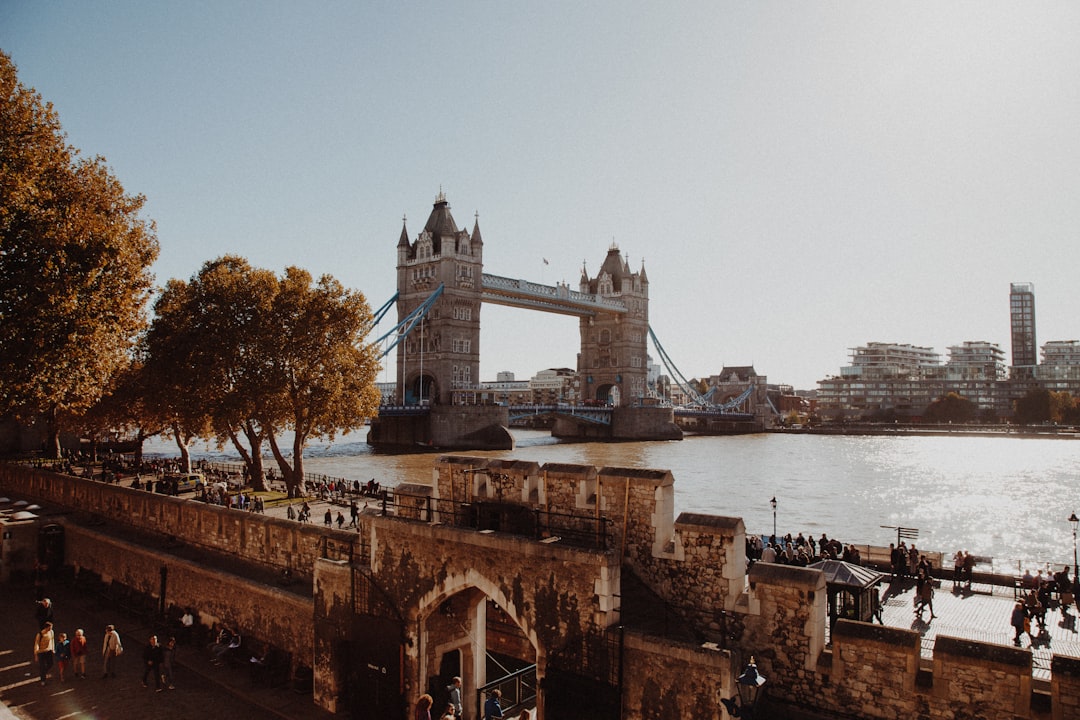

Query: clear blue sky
4;2;1079;391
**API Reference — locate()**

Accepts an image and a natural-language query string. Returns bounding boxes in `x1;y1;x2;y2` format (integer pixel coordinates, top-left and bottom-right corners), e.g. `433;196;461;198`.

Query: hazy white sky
4;2;1079;390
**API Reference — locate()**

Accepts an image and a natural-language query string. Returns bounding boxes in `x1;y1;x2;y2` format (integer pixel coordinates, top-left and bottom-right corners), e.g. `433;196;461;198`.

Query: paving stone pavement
0;576;334;720
876;576;1080;681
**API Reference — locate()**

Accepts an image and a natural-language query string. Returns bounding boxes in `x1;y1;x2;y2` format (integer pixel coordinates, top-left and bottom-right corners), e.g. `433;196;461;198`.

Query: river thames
147;430;1080;574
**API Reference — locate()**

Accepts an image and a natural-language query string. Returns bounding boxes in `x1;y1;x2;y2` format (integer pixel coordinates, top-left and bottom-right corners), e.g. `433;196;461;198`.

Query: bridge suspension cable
647;325;710;407
648;326;755;411
367;292;398;332
371;284;444;359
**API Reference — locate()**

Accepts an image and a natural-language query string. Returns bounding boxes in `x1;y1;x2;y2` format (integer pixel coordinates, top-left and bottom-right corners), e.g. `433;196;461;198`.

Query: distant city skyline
3;3;1079;391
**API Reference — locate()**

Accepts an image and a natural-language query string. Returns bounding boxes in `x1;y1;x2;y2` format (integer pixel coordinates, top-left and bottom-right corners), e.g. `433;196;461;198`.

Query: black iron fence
381;487;615;551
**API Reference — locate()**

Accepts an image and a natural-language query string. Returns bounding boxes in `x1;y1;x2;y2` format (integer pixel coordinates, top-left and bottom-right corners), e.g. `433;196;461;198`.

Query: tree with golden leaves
262;267;382;495
0;52;159;457
142;258;381;495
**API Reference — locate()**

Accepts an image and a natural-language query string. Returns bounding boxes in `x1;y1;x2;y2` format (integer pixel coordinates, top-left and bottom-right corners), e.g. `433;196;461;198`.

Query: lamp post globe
1069;512;1079;582
770;497;777;541
736;656;767;719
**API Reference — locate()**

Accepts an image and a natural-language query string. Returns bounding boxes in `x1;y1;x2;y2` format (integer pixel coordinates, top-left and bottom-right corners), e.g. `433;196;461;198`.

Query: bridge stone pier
369;192;681;450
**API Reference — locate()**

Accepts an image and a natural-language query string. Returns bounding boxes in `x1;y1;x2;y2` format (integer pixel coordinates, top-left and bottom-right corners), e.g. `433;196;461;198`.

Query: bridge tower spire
395;192;483;405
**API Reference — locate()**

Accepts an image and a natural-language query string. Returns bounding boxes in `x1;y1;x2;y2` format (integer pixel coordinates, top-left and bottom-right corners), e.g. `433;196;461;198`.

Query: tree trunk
45;406;62;459
292;430;306;497
267;433;301;496
170;424;192;473
228;422;267;492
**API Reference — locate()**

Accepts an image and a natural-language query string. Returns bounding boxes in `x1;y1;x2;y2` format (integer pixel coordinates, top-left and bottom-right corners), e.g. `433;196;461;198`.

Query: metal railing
380;488;615;550
475;664;537;720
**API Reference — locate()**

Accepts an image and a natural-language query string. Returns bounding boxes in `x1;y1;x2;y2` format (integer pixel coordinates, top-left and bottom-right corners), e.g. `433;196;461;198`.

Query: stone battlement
3;460;1080;719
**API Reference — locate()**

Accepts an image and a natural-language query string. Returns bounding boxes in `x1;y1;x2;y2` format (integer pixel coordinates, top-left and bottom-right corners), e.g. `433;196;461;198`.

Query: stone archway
407;373;438;405
416;575;541;719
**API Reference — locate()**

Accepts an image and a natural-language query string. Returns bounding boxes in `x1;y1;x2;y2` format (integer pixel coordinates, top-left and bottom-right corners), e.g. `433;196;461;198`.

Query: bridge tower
395;191;483;406
577;245;650;405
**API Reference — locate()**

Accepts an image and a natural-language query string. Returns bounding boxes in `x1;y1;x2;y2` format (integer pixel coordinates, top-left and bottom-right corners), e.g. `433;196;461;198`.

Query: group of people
30;594;180;691
746;532;859;567
1010;565;1077;645
31;598;89;685
30;598;126;686
139;634;178;691
413;679;534;720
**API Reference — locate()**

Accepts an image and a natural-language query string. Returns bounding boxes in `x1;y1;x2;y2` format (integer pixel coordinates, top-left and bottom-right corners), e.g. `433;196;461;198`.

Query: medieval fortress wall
3;459;1080;719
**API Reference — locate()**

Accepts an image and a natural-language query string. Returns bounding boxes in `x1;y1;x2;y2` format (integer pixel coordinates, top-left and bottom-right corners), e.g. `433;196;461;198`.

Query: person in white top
101;624;122;678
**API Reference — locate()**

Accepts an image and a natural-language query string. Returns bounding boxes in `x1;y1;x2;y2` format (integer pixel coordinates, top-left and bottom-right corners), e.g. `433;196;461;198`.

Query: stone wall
620;629;732;720
63;521;314;666
0;463;354;576
828;621;920;718
609;406;682;441
8;461;1080;720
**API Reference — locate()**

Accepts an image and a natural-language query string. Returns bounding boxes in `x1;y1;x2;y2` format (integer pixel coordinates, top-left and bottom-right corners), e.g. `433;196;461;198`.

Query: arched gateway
313;456;625;720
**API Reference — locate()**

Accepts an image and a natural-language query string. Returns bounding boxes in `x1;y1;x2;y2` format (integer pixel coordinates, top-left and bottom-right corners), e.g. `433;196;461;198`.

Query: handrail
474;663;537;720
380;487;614;550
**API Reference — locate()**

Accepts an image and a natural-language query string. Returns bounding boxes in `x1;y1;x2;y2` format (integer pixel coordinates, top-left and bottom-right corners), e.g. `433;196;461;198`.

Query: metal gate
347;570;406;720
542;627;622;720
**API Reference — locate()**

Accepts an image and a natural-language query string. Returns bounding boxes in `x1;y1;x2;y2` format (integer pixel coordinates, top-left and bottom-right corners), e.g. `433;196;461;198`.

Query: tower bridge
368;192;682;450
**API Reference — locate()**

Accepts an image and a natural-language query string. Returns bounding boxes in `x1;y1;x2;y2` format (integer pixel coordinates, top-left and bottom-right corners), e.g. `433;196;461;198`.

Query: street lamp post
720;657;768;719
770;497;777;541
1070;512;1079;582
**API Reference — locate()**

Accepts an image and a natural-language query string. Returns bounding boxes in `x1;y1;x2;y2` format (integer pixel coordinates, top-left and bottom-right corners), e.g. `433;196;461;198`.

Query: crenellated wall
6;460;1080;720
620;630;733;720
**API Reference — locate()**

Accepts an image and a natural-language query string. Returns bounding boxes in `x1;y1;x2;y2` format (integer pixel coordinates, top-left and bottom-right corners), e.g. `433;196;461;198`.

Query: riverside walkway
875;575;1080;682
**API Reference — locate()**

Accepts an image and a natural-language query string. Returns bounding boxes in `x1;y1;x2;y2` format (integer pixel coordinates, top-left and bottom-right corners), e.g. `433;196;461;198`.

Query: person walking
161;636;176;689
415;693;434;720
71;628;88;678
33;621;55;686
918;576;936;619
1011;601;1028;646
55;632;71;681
446;675;462;717
35;597;54;629
102;624;122;678
142;635;164;690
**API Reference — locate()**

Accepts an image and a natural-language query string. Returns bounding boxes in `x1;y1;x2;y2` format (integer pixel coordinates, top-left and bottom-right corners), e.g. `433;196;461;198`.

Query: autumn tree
1014;388;1052;425
923;392;976;424
0;52;158;456
262;268;382;495
142;259;381;495
141;258;277;482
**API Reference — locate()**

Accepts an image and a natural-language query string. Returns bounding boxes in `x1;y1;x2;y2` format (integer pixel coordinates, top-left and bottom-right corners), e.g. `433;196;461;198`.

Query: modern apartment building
1010;282;1037;373
816;282;1080;420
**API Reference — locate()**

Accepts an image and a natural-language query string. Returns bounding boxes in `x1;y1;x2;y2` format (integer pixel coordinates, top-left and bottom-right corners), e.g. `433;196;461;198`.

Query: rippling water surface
144;430;1080;572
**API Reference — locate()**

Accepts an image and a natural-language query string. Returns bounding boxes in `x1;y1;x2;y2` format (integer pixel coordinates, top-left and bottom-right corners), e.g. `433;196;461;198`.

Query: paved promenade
876;575;1080;681
0;576;334;720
